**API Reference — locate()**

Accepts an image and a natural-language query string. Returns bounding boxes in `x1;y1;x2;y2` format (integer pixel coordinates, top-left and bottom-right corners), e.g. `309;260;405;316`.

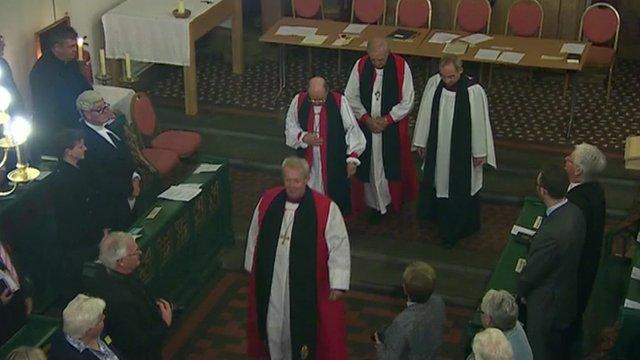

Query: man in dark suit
517;164;586;360
83;232;172;359
76;90;140;231
30;25;92;156
564;143;607;353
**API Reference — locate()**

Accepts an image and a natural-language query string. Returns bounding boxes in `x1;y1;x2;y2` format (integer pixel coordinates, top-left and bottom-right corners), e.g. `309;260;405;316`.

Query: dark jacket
83;264;167;360
567;182;606;315
0;255;28;345
79;120;136;231
49;330;121;360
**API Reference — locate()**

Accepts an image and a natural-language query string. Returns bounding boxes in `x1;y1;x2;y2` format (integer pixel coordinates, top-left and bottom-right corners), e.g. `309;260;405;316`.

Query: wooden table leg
184;42;198;115
231;0;244;75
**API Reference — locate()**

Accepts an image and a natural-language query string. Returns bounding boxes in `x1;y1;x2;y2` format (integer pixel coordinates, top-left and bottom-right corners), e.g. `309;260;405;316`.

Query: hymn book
442;41;468;55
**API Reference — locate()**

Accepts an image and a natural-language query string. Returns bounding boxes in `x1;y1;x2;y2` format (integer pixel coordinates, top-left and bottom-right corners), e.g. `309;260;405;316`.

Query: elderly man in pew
83;232;171;359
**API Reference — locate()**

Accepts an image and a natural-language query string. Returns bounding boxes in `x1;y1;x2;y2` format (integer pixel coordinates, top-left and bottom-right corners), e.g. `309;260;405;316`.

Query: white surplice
412;74;496;198
285;94;366;194
244;199;351;360
344;58;414;214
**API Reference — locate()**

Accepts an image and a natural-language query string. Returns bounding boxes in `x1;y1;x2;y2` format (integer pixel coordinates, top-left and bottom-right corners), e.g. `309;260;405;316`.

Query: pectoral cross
374;91;381;101
279;234;290;245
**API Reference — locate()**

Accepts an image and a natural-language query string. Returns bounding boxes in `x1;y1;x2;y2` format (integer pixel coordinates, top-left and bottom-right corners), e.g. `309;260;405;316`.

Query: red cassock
350;53;418;214
247;187;348;359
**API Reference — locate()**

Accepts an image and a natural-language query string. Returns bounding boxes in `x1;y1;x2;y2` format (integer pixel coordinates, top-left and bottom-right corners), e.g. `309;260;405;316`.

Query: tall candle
77;37;84;61
178;0;185;14
99;49;107;76
125;53;132;79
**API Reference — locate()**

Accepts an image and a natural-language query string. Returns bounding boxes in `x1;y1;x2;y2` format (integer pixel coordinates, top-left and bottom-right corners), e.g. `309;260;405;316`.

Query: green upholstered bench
0;315;59;358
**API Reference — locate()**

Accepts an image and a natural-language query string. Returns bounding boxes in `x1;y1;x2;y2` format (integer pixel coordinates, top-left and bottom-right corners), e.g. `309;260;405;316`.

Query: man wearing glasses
77;90;140;231
285;76;365;215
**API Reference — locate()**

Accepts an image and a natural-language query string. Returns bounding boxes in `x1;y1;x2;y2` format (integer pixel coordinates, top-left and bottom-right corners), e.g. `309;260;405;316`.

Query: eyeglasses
90;103;111;114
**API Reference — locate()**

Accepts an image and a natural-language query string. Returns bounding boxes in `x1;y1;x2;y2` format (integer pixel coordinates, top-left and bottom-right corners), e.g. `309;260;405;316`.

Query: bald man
344;37;417;221
285;76;366;214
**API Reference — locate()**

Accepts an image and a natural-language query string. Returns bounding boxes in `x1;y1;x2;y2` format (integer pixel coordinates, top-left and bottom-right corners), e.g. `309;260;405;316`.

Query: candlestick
178;0;185;14
99;49;107;76
77;37;84;61
124;53;132;79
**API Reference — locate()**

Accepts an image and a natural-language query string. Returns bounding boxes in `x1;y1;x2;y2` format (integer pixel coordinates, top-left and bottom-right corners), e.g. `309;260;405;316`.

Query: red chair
453;0;491;34
351;0;387;25
579;2;620;100
131;92;202;158
291;0;324;19
121;119;180;178
395;0;431;28
505;0;543;37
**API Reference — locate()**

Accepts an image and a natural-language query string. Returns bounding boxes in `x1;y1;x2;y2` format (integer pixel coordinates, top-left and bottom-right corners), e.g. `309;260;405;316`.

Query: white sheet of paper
158;185;202;202
632;267;640;281
515;258;527;273
35;170;52;181
301;35;328;45
560;43;586;55
194;163;222;174
0;269;20;292
624;298;640;310
459;33;493;45
180;183;203;189
497;51;525;64
474;49;501;61
428;32;459;44
343;23;368;34
275;26;317;37
511;225;536;236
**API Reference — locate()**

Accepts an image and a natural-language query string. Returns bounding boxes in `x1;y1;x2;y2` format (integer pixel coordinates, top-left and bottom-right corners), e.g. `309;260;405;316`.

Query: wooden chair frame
350;0;387;25
291;0;325;19
504;0;543;37
394;0;432;28
34;16;71;59
452;0;491;34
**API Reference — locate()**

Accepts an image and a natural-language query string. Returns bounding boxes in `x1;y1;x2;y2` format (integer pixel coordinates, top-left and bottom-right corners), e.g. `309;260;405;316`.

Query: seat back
506;0;543;37
580;2;620;50
351;0;387;25
395;0;431;28
454;0;491;33
131;92;157;137
291;0;324;19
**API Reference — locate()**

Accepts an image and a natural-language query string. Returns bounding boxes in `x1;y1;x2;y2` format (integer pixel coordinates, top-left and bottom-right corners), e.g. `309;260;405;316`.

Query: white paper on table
158;185;202;202
459;33;493;45
275;26;318;37
510;225;536;236
560;43;586;55
497;51;525;64
624;298;640;310
35;171;52;181
360;41;368;48
180;183;203;189
301;35;328;45
343;23;368;34
428;32;460;44
632;267;640;281
474;49;501;61
194;163;222;173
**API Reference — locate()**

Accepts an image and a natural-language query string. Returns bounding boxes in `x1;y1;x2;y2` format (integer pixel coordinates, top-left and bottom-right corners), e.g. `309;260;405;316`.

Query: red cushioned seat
506;0;543;38
585;46;615;66
396;0;431;28
292;0;323;19
455;0;491;33
151;131;202;158
141;148;180;176
351;0;386;24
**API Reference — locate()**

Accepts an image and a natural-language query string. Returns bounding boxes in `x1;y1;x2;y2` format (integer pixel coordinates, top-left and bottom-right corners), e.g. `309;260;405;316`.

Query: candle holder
121;75;140;84
95;73;113;85
172;9;191;18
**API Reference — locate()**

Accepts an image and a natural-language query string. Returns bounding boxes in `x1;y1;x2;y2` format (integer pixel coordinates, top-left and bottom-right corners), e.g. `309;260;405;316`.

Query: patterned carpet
147;47;640;153
162;271;474;360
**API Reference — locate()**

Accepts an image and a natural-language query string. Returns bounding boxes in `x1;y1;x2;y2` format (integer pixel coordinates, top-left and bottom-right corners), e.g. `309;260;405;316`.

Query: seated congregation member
471;328;514;360
518;164;585;360
285;76;366;215
0;243;32;345
5;346;46;360
50;294;120;360
564;144;607;330
373;261;445;360
53;129;101;303
84;232;171;359
30;25;92;156
77;90;140;231
467;290;532;360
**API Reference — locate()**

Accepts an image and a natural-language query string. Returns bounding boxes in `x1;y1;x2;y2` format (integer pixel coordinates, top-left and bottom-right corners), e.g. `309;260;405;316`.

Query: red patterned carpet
163;272;474;360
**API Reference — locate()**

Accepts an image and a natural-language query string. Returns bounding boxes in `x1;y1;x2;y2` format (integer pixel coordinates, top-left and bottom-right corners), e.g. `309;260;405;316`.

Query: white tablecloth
102;0;222;66
94;85;136;124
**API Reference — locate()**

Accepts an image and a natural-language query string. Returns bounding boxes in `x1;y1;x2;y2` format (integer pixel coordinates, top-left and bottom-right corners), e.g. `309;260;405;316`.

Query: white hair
573;143;606;181
282;156;310;179
472;328;514;360
98;231;133;270
480;289;518;331
63;294;106;340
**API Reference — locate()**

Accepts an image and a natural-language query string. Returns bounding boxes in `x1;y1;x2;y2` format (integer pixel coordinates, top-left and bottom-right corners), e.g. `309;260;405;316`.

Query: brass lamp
0;85;40;196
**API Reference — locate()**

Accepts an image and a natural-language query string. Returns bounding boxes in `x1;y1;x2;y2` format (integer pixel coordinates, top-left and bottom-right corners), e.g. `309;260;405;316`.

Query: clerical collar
286;196;303;204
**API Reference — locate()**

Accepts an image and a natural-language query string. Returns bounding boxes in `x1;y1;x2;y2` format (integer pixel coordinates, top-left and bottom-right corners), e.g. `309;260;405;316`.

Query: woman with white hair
49;294;120;359
472;328;514;360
